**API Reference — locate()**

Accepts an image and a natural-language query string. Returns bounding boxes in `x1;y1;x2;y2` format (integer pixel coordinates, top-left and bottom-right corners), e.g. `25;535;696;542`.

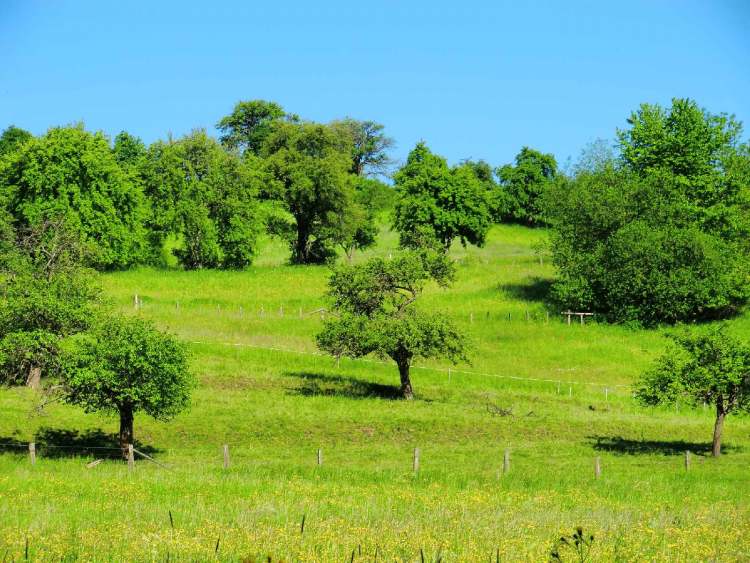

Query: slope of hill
1;225;748;561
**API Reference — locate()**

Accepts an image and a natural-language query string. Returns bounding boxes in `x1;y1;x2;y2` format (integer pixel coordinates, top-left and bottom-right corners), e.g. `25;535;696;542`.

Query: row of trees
0;100;558;272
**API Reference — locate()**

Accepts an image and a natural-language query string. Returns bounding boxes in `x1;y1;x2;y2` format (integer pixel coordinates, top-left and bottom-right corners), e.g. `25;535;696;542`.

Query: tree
496;147;557;226
262;122;356;264
0;125;32;157
636;327;750;456
112;131;146;169
545;99;750;325
139;129;262;269
216;99;289;155
0;125;149;270
317;250;467;399
330;118;394;176
393;142;492;250
61;315;193;456
0;215;100;389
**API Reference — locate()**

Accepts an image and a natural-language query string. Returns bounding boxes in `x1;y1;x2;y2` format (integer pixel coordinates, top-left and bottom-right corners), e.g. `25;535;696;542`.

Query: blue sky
1;1;748;169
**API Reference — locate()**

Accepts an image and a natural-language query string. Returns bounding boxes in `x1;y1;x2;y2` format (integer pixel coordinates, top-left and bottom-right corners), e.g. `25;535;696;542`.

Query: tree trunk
119;404;134;459
397;360;414;400
26;365;41;390
712;406;726;457
293;221;310;264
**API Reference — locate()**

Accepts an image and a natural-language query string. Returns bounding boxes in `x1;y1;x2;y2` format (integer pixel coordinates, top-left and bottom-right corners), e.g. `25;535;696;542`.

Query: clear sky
1;1;748;169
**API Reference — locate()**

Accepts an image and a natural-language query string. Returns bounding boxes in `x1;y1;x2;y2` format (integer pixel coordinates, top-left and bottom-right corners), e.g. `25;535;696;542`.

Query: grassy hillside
1;225;748;561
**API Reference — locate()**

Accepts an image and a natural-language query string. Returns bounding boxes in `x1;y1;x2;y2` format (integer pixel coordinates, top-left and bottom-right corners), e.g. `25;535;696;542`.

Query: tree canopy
262;122;356;264
329;118;394;176
216;99;290;155
0;125;32;157
393;142;492;250
636;327;750;456
61;314;193;454
496;147;557;226
139;129;263;269
0;125;149;270
317;249;467;399
545;99;750;325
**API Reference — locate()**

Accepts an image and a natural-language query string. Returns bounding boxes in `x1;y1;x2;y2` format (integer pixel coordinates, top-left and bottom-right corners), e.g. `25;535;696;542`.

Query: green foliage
636;327;750;412
636;327;750;455
216;99;289;155
329;118;394;176
354;177;396;213
393;142;492;250
317;250;466;398
0;216;100;385
496;146;557;226
262;122;356;264
546;99;750;325
0;125;149;270
139;129;262;269
61;315;193;439
112;131;146;169
0;125;32;157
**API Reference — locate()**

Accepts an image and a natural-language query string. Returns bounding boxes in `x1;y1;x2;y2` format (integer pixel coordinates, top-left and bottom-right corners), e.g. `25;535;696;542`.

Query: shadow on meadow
286;371;405;400
589;435;742;456
499;277;553;304
0;427;160;458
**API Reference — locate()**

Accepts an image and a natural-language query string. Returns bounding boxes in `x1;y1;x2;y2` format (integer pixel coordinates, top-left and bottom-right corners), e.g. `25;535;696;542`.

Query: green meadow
1;225;748;561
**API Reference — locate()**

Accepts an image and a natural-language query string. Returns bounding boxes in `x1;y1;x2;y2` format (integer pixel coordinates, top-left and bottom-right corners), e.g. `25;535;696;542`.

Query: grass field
1;225;749;561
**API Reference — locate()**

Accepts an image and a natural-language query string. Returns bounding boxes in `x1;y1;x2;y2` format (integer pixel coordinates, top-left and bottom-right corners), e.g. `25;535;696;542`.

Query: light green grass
1;225;748;561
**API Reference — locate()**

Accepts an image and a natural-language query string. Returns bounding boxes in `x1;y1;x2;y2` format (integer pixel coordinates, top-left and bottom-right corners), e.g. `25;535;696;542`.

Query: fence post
503;449;510;475
413;447;420;472
223;444;230;469
546;311;549;323
29;442;36;466
317;448;323;466
684;450;691;471
134;294;139;310
175;300;180;313
127;444;134;472
594;457;601;479
605;388;609;402
470;312;474;324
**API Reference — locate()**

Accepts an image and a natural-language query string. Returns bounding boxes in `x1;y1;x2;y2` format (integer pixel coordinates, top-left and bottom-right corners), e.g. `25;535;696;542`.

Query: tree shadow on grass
286;371;405;400
0;427;160;459
589;435;742;456
499;277;553;305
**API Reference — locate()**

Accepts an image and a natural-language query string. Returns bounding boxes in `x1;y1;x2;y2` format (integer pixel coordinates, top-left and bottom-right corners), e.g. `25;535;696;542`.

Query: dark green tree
140;129;262;269
262;122;356;264
545;99;750;325
0;125;32;157
0;125;149;270
496;147;557;226
216;99;289;155
61;315;193;455
393;142;492;250
636;327;750;456
317;250;467;399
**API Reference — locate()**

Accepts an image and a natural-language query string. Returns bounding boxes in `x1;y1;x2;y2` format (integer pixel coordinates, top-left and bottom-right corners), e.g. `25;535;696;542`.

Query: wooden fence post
134;294;139;310
127;444;134;472
470;312;474;324
413;447;420;472
605;388;609;402
317;448;323;466
684;450;691;471
503;449;510;475
175;300;180;313
223;444;230;469
594;457;601;479
29;442;36;466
